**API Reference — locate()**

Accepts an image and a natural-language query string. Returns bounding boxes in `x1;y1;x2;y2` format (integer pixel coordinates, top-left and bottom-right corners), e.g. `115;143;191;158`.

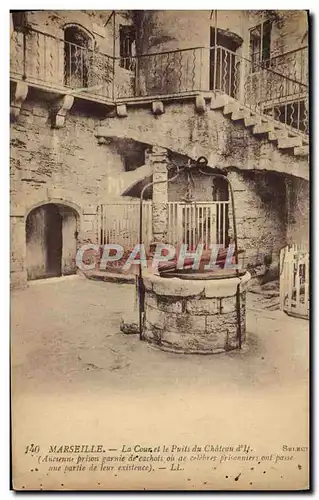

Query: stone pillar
79;205;99;244
150;146;169;244
11;213;27;289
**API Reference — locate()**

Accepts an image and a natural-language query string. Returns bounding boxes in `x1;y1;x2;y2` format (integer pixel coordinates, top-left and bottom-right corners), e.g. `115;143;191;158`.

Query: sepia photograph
10;8;310;491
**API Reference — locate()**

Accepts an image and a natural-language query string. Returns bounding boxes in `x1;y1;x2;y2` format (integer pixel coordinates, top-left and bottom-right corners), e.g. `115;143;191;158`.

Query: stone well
142;269;251;354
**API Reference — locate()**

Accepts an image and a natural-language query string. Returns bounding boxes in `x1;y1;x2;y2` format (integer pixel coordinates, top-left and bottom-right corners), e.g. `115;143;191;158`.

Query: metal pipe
214;10;218;93
112;10;116;100
198;166;242;349
138;165;180;338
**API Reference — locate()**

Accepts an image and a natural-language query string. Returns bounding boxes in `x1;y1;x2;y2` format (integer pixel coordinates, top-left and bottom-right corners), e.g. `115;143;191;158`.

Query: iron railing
10;27;114;100
266;46;308;86
118;47;206;98
10;27;308;133
118;45;308;133
211;45;309;134
97;200;229;250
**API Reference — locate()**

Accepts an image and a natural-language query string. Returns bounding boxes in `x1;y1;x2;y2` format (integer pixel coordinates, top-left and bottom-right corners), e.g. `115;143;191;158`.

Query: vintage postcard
10;9;309;491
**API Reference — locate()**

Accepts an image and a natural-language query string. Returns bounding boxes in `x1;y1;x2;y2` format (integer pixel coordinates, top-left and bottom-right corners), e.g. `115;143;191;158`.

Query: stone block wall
168;170;213;202
10;95;127;287
228;169;287;268
11;96;126;212
286;176;309;247
167;155;289;270
142;270;250;354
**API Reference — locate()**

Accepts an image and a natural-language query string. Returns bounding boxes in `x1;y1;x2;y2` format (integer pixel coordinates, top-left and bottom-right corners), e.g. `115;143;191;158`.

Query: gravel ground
11;275;309;491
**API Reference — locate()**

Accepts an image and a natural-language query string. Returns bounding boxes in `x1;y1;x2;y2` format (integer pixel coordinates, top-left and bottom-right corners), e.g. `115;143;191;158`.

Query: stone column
150;146;169;244
80;205;99;245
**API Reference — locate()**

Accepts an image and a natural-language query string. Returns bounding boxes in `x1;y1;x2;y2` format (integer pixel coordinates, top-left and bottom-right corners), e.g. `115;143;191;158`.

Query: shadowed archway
26;203;79;280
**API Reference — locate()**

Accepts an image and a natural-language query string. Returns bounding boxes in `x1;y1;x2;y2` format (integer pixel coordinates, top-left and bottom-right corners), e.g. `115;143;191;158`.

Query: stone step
278;136;303;149
268;129;289;141
302;136;309;145
253;122;274;135
223;103;238;115
294;145;309;156
244;115;261;127
210;94;231;109
231;108;251;121
209;93;309;159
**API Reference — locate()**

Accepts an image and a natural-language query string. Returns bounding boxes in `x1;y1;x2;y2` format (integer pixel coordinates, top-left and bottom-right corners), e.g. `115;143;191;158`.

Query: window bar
218;48;222;91
222;48;227;94
223;202;226;248
101;205;104;245
69;42;72;86
81;47;84;87
297;96;301;131
188;205;192;249
296;258;301;311
199;47;203;91
195;205;198;248
215;203;219;245
213;10;218;94
191;49;196;91
112;11;116;100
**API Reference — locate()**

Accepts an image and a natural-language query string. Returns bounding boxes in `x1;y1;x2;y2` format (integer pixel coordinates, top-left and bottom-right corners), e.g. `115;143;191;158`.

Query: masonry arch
26;202;80;281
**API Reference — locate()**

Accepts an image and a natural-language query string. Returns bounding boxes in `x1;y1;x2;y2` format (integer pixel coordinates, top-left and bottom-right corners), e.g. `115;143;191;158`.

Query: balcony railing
118;47;207;98
10;27;114;101
210;45;308;134
266;46;308;86
10;27;308;134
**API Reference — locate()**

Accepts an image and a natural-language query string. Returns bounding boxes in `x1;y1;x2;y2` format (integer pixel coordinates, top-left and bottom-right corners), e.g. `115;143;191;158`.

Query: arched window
64;25;93;88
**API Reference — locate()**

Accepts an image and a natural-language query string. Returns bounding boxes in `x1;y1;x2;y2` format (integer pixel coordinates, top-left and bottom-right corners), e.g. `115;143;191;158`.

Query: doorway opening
26;203;79;280
210;28;242;97
64;25;93;88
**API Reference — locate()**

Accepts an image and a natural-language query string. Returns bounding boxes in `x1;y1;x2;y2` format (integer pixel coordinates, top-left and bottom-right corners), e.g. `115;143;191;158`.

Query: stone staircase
210;93;309;158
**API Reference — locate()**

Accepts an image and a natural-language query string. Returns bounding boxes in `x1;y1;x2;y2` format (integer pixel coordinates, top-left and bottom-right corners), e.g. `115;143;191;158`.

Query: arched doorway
26;203;79;280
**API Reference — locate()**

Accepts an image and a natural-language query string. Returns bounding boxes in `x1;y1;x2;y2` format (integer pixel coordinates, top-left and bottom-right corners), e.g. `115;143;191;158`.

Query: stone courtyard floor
11;275;309;490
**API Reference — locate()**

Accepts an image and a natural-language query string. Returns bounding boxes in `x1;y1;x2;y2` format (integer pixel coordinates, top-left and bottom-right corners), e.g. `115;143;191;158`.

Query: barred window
119;25;136;71
249;20;272;73
64;25;93;88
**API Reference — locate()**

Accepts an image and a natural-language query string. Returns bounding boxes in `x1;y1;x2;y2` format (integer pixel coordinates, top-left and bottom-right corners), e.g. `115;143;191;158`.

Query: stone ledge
143;270;251;298
142;271;249;354
83;270;135;284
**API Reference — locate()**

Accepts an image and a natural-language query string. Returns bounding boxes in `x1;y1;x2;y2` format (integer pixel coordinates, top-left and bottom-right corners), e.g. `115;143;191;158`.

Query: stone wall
97;101;309;181
168;169;213;203
167;164;288;268
142;270;250;354
11;96;127;212
228;169;287;267
286;176;309;247
10;94;127;287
